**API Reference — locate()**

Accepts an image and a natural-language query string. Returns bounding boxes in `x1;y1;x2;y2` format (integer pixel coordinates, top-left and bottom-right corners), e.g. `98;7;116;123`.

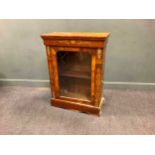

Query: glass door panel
57;51;91;100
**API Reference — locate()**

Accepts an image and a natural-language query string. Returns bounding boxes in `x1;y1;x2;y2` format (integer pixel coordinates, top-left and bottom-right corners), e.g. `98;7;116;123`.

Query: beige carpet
0;86;155;135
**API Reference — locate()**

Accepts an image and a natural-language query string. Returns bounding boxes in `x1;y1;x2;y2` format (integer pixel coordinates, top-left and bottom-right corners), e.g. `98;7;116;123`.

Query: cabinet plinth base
50;98;104;116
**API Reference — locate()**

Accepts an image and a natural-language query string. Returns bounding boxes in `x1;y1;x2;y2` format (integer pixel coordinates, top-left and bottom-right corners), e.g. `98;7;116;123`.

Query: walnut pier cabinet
41;32;110;116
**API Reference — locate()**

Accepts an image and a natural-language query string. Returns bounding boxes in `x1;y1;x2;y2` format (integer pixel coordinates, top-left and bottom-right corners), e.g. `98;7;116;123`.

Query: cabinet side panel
94;48;103;106
102;39;108;98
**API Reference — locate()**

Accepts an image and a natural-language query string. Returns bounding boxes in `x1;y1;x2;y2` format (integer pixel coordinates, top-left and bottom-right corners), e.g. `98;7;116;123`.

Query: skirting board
0;79;155;90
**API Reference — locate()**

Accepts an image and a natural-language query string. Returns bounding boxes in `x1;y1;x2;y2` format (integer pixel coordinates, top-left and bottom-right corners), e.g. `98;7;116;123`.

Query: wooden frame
41;32;110;116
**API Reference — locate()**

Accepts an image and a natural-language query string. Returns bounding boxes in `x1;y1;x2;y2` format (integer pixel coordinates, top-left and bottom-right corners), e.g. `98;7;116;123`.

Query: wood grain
50;48;60;98
46;46;55;98
51;98;100;116
94;49;103;106
91;53;96;102
43;39;105;48
41;32;110;41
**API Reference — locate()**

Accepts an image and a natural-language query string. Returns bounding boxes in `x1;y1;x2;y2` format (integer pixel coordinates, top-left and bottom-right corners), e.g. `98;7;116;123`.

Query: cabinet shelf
59;69;91;79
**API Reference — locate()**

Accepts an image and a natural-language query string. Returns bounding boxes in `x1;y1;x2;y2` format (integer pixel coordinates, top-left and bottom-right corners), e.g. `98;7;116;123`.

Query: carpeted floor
0;86;155;135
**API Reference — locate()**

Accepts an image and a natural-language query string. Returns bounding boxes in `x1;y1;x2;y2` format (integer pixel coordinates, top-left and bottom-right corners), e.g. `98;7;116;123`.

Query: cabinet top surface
41;32;110;40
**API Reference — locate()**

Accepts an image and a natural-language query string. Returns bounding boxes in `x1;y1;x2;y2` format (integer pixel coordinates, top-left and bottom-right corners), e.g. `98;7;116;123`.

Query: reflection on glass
57;51;91;100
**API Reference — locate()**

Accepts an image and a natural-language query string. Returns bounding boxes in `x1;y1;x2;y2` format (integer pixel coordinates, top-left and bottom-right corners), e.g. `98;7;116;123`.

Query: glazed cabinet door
56;48;92;102
46;46;103;106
